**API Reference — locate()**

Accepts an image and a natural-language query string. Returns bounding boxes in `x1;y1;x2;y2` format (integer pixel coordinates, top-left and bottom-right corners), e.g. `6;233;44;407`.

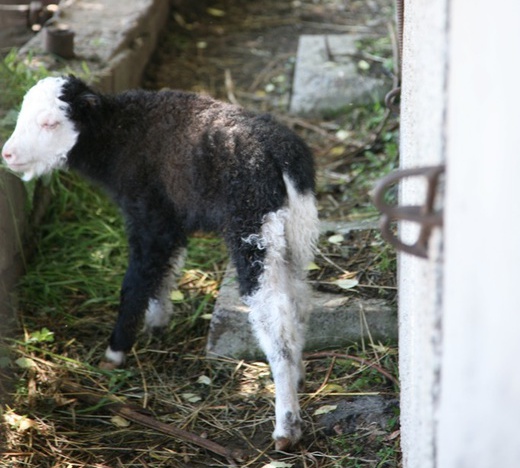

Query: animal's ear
79;92;101;109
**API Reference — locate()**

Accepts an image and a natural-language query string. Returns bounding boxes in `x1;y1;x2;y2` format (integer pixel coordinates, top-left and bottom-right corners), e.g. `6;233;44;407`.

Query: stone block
206;266;397;360
290;34;389;116
18;0;169;92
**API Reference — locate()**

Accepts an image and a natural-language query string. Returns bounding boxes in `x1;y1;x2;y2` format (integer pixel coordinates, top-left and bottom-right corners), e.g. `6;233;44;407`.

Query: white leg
144;248;186;330
247;282;306;449
244;207;314;450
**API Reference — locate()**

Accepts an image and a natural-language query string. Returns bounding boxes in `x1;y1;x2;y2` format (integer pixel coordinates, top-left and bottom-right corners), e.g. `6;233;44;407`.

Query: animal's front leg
101;261;156;369
101;229;178;369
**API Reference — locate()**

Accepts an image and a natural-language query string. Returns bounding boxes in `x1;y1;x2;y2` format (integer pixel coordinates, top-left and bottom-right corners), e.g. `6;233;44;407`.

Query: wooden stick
304;352;400;388
60;381;245;465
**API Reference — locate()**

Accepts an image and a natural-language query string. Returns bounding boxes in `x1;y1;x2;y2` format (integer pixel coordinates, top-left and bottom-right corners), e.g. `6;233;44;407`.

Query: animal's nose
1;147;13;161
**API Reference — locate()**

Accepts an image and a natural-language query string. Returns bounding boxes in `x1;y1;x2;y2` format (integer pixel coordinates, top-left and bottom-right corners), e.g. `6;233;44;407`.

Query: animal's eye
41;121;60;130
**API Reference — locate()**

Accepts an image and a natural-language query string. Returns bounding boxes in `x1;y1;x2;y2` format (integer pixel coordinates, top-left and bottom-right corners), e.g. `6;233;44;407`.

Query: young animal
1;76;319;450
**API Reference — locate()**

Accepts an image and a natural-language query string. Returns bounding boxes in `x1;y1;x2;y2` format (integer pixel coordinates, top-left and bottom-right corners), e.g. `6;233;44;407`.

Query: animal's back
119;89;316;232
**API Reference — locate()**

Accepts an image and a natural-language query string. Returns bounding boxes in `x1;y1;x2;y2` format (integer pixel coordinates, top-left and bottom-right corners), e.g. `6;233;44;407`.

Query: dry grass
2;320;399;467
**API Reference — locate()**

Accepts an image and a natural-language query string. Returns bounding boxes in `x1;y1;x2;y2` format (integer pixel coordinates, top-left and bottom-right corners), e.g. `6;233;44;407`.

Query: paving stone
206;265;397;360
290;34;389;116
18;0;169;92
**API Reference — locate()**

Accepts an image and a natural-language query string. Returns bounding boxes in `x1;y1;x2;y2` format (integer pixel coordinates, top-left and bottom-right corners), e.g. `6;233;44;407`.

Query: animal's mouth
2;161;35;179
4;162;28;172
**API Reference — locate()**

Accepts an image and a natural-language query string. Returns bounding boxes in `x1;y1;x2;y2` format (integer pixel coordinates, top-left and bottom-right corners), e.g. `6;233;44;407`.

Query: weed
0;50;49;115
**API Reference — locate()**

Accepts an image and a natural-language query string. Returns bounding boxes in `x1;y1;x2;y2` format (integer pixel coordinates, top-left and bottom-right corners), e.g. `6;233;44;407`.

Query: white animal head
1;76;79;181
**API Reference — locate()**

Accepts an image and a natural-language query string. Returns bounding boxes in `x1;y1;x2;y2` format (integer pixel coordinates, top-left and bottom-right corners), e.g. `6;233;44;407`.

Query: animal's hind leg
241;209;312;451
144;247;187;330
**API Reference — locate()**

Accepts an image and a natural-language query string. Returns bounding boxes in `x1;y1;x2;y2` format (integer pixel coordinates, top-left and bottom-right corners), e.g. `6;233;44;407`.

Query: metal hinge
372;165;445;258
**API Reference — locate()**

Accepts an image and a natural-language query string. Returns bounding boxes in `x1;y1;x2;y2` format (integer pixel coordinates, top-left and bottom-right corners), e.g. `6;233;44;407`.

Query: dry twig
60;380;245;466
304;351;399;388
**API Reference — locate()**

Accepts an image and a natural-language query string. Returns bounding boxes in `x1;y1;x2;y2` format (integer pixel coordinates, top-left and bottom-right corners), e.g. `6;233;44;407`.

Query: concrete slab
19;0;169;92
207;265;397;360
290;34;389;116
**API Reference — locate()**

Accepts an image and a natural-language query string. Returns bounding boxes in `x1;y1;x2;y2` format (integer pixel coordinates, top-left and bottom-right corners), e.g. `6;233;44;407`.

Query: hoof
273;410;302;451
100;347;126;370
275;437;294;452
99;360;120;371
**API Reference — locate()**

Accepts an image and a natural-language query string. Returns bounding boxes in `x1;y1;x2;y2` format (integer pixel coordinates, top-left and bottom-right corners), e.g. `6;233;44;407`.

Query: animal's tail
283;174;319;274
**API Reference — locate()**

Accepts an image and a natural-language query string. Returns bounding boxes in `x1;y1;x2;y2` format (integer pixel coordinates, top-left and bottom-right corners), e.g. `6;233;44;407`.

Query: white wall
438;1;520;467
398;1;449;467
400;0;520;467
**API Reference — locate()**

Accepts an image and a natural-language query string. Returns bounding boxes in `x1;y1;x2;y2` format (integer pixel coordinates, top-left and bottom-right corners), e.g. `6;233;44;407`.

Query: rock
318;396;399;435
290;34;389;116
206;265;397;360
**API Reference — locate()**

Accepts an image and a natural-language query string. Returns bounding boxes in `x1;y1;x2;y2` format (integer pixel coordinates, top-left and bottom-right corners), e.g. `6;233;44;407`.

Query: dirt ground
1;0;401;467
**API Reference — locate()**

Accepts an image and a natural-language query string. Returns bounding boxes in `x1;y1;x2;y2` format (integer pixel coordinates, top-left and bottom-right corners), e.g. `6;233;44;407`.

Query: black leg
102;202;186;368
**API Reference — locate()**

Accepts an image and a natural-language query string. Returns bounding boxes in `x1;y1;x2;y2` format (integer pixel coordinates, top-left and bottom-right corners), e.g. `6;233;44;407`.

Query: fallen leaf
335;129;351;141
306;261;320;271
265;83;276;93
321;383;344;394
261;462;294;468
329;145;346;157
358;59;370;70
197;375;212;386
327;234;344;245
182;393;202;403
313;404;338;416
4;411;37;432
15;357;36;369
170;290;184;301
207;7;226;17
333;278;359;290
111;415;130;428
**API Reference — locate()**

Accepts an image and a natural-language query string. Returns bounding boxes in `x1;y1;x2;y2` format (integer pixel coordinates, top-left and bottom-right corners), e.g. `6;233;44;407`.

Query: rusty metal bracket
372;165;445;258
385;87;401;114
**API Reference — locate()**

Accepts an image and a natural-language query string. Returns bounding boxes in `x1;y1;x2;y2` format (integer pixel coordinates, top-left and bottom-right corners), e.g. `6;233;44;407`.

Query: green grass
18;173;126;318
18;172;229;331
0;50;48;105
